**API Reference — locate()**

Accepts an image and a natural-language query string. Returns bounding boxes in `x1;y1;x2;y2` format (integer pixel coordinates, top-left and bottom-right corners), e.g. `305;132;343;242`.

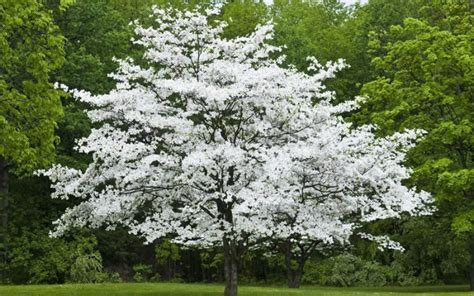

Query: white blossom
41;8;432;255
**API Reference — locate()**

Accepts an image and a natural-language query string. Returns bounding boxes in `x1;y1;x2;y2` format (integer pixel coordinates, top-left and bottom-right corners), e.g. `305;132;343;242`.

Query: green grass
0;283;470;296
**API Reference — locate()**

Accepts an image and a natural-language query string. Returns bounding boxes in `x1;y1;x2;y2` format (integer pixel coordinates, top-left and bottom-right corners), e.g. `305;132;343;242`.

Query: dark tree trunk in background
0;160;9;283
284;241;305;288
470;242;474;291
223;237;238;296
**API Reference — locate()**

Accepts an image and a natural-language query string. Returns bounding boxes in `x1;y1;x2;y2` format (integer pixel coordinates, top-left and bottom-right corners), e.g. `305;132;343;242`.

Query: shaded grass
0;283;470;296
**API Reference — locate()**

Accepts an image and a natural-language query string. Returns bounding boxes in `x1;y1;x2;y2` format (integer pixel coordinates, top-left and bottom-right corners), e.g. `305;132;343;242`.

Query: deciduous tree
359;0;473;289
42;8;432;296
0;0;64;281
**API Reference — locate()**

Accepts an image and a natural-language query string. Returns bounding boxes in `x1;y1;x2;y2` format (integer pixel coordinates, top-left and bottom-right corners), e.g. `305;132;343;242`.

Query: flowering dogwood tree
41;7;432;296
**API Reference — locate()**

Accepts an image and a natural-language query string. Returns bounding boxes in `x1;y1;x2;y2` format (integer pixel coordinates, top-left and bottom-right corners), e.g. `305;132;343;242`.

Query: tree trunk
470;242;474;291
0;160;8;283
284;241;305;289
223;237;238;296
285;260;304;288
287;269;303;288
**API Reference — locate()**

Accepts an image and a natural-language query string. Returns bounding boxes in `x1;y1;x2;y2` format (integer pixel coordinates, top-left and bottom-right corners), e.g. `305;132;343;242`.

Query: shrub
168;275;184;283
150;273;161;282
302;254;421;287
7;232;72;284
106;272;123;283
133;264;153;282
68;236;105;283
69;252;104;283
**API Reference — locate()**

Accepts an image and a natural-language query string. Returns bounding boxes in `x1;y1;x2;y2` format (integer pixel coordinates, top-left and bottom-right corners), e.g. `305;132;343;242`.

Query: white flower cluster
42;8;432;252
359;233;405;251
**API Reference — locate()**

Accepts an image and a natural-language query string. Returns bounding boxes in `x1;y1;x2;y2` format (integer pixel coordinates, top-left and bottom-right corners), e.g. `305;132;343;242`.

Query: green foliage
219;0;268;39
151;0;213;11
59;0;75;9
53;0;155;169
6;176;71;284
352;0;422;74
237;251;279;285
0;0;64;174
302;254;421;287
69;236;104;283
199;249;223;282
151;0;267;39
107;272;123;283
394;217;469;284
359;0;473;237
55;102;91;169
270;0;369;100
155;240;181;263
55;0;136;94
357;0;421;35
150;273;162;282
155;240;181;281
133;264;153;283
7;228;104;285
272;0;349;69
7;232;71;284
7;176;105;285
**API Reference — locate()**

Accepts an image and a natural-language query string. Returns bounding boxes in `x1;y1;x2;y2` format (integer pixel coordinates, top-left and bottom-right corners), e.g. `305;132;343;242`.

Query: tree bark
470;242;474;291
223;237;238;296
284;241;305;289
287;268;303;288
0;160;8;283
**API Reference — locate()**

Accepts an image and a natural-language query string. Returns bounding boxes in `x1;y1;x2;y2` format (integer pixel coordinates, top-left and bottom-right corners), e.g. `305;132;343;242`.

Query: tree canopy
0;0;64;173
360;0;473;238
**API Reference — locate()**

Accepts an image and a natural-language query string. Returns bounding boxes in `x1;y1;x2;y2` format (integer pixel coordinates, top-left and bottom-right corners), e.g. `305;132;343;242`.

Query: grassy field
0;283;471;296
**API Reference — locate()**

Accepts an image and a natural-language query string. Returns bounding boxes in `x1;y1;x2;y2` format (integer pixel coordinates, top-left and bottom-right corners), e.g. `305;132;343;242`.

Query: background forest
0;0;472;288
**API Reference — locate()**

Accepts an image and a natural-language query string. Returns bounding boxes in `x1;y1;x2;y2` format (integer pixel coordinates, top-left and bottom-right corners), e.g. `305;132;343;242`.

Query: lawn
0;283;470;296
